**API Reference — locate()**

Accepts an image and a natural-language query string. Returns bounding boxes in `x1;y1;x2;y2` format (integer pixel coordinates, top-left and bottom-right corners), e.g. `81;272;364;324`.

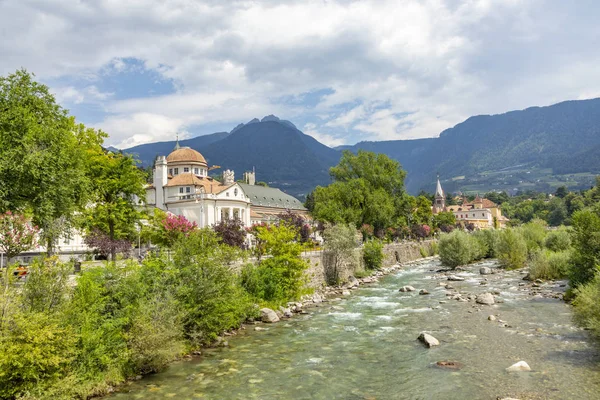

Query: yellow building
433;178;508;229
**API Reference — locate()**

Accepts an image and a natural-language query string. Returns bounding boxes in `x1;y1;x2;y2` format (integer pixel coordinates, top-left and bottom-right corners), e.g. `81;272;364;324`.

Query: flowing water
111;259;600;399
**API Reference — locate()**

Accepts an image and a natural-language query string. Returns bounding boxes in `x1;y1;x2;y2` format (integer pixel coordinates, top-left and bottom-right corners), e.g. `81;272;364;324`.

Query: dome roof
166;147;207;165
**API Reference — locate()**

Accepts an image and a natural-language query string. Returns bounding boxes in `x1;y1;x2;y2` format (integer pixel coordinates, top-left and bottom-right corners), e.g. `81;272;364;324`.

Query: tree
555;186;569;199
323;224;358;285
82;151;146;261
312;150;410;232
0;212;38;261
569;209;600;287
0;70;104;252
277;210;311;242
213;218;246;248
433;211;456;230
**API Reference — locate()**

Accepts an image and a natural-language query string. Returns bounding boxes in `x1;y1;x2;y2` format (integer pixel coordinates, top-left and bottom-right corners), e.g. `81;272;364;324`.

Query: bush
241;224;309;307
473;229;500;258
438;230;484;268
573;273;600;339
323;224;358;285
419;246;427;258
497;229;528;269
521;219;548;257
569;210;600;287
528;249;572;280
363;240;384;269
544;228;571;252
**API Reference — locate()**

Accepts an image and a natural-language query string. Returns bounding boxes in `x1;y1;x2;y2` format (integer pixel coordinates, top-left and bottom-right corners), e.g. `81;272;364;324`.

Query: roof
166;147;207;165
435;178;444;198
463;198;498;209
165;173;231;194
238;183;306;210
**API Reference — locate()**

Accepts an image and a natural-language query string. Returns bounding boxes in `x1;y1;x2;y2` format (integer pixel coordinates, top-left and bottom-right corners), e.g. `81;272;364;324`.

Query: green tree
323;224;359;284
497;229;528;270
312;150;409;232
569;209;600;287
82;151;146;261
0;70;104;252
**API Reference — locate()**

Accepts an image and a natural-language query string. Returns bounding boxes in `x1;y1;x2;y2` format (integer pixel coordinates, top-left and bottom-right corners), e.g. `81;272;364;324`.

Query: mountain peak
261;115;280;122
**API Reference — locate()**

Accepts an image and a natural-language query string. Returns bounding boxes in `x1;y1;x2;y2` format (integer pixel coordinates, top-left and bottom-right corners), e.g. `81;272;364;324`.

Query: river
111;259;600;399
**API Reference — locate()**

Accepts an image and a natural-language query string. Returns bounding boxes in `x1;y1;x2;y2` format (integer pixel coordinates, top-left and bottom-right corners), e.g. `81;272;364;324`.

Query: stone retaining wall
302;240;436;289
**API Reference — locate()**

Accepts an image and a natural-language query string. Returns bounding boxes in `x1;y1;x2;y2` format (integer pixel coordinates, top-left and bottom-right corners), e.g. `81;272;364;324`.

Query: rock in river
418;332;440;348
476;293;495;305
260;308;280;323
419;289;430;295
399;286;416;292
479;267;492;275
506;361;531;372
448;275;465;281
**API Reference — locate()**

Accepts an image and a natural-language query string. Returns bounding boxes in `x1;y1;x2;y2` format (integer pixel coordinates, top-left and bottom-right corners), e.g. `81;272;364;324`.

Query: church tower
433;175;446;214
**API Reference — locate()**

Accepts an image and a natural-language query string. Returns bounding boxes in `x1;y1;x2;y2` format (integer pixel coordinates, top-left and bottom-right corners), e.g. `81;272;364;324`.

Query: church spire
433;174;446;214
174;134;181;150
435;174;444;198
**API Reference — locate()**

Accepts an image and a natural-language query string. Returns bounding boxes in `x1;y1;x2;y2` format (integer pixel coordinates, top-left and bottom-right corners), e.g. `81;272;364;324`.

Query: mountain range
122;99;600;198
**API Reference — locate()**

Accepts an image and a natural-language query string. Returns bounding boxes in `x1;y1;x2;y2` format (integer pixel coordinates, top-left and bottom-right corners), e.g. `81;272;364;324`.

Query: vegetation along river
111;258;600;399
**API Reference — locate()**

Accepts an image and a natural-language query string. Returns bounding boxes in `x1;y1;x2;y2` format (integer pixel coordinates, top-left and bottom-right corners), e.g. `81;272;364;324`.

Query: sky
1;0;599;149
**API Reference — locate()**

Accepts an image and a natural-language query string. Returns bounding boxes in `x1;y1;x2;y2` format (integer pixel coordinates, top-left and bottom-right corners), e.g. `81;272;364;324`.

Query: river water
111;259;600;399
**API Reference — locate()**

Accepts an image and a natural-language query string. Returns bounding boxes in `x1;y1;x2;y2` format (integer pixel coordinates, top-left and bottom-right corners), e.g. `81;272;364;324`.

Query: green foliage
569;209;600;287
363;240;384;270
312;150;410;232
323;224;358;284
573;273;600;339
497;229;528;270
432;211;456;229
438;230;487;268
520;218;548;256
241;224;309;307
528;249;572;280
473;229;500;258
419;246;428;258
544;228;572;252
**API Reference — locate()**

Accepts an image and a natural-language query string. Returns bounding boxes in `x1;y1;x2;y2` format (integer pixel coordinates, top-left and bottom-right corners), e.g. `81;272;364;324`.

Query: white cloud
1;0;600;147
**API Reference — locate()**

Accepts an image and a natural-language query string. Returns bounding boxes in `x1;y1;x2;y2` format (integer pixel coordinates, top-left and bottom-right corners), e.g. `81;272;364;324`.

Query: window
174;168;179;175
169;169;173;175
234;188;238;196
179;187;184;194
186;187;191;193
482;213;485;217
184;167;189;173
472;213;475;217
226;192;230;197
194;168;199;175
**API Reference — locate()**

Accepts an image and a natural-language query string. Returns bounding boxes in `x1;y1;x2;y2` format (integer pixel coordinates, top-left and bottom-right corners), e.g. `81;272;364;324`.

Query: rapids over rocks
111;259;600;399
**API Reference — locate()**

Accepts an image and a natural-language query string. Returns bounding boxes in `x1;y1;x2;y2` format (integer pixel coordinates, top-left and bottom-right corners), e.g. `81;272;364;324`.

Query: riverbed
111;259;600;399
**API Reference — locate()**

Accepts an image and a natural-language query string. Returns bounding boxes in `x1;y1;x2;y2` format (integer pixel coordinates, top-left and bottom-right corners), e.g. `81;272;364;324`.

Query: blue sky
1;0;599;148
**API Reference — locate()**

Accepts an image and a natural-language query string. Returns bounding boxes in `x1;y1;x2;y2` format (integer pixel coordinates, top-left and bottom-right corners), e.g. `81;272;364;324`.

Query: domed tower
165;145;208;177
433;175;445;214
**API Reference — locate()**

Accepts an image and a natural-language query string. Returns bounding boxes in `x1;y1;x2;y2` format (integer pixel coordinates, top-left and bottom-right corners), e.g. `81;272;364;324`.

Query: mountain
344;98;600;193
122;98;600;197
123;116;340;197
125;131;231;167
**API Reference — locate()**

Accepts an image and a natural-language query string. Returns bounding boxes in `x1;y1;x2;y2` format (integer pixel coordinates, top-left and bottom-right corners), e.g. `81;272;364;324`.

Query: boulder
347;276;360;288
418;332;440;347
506;361;531;372
476;293;495;305
488;315;497;321
419;289;430;295
341;290;351;296
448;275;465;281
312;294;323;304
480;267;492;275
399;286;416;292
260;308;280;323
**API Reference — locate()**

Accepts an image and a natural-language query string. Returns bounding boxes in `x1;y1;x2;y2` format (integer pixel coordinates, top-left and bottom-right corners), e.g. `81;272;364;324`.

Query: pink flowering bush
0;211;38;260
159;214;198;247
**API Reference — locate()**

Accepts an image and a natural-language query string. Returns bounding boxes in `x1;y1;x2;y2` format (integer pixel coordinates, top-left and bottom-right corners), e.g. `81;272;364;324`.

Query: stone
435;361;463;370
260;308;280;323
254;326;267;331
347;276;360;288
488;315;496;321
506;361;531;372
312;294;323;304
399;285;416;292
448;275;465;281
476;293;495;305
342;290;351;296
419;289;430;295
480;267;492;275
418;332;440;347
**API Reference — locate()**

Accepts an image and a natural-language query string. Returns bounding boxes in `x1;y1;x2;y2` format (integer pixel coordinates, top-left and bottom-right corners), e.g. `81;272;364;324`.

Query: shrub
573;273;600;339
429;241;439;256
213;218;246;248
241;224;309;307
474;229;500;258
363;240;384;269
497;229;528;269
544;228;571;252
438;230;482;268
521;219;548;257
569;210;600;287
528;249;572;280
419;246;428;258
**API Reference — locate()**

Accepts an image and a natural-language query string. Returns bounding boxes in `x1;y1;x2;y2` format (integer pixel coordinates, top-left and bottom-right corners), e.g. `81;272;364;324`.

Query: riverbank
110;257;600;399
